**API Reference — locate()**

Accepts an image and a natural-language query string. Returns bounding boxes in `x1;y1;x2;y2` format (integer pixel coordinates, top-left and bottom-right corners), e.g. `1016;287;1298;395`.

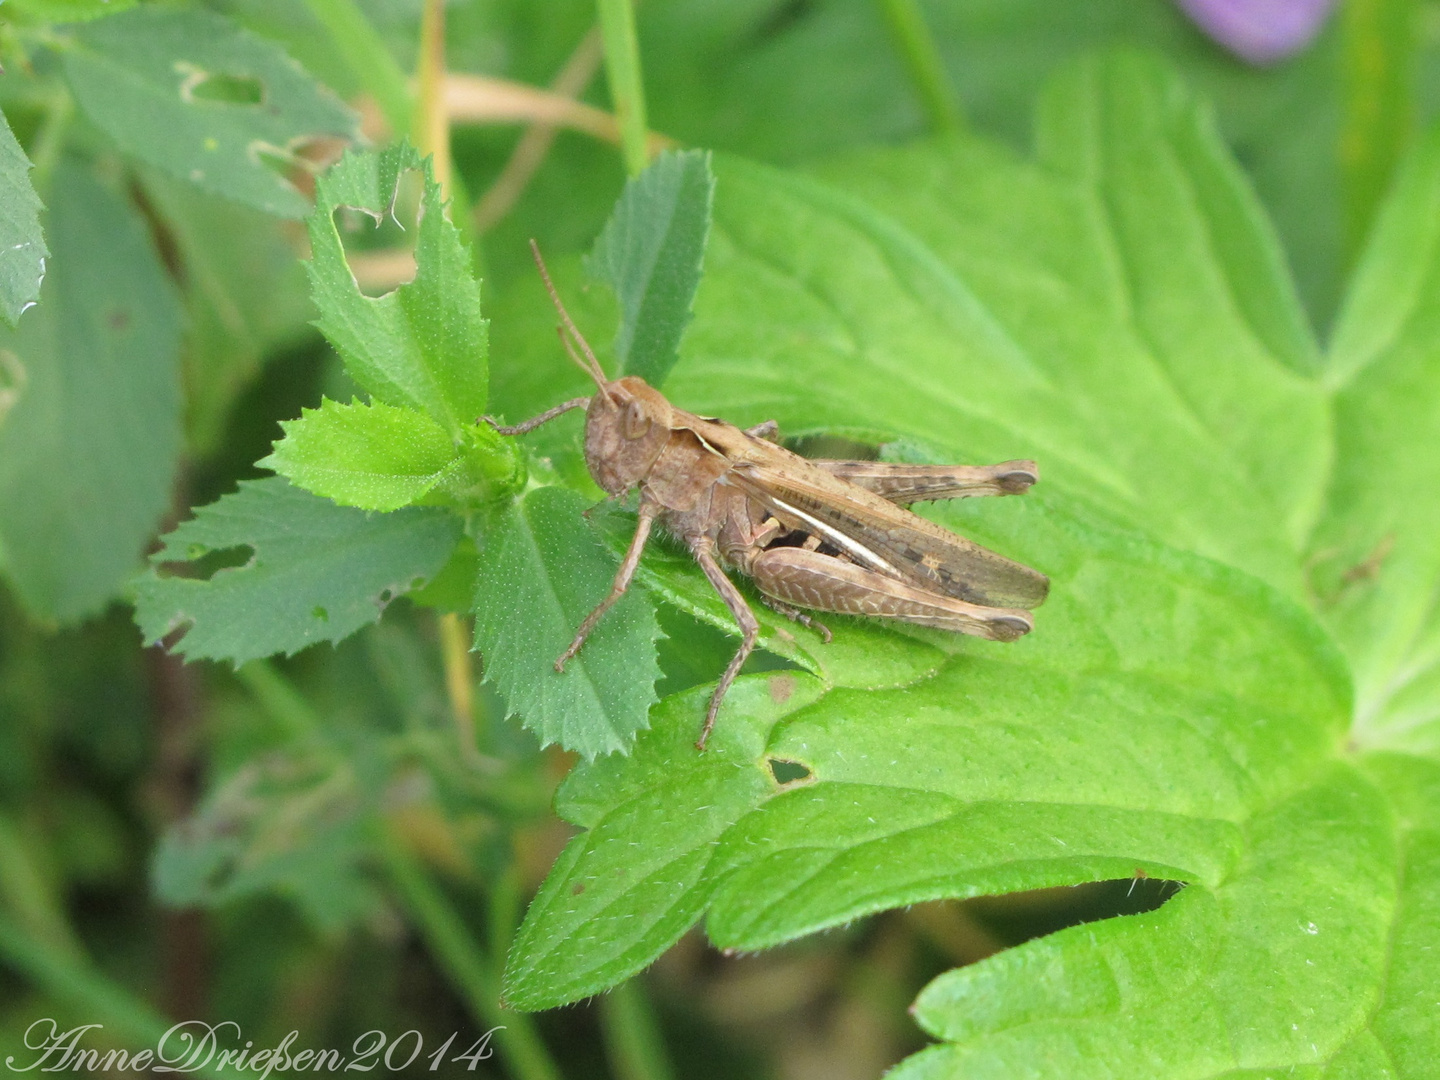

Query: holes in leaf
185;72;265;106
768;758;812;785
157;545;254;581
328;168;426;296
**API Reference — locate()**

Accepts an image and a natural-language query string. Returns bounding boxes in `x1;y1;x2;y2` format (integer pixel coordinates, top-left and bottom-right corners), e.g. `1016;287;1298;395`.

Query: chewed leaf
307;143;489;437
61;7;357;218
473;487;661;759
133;477;461;664
586;149;715;387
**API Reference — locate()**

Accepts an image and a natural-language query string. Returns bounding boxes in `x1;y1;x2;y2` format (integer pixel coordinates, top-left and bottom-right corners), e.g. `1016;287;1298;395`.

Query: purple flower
1176;0;1338;64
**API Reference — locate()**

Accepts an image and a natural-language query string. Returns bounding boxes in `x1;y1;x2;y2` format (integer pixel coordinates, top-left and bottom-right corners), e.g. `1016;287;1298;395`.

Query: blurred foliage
2;1;1440;1078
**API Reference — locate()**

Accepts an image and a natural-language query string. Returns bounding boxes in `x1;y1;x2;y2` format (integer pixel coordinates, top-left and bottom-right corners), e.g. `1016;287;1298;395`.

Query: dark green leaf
133;477;461;664
61;7;357;218
0;110;47;328
307;143;489;438
137;167;313;453
586;149;715;387
473;487;660;758
0;158;181;624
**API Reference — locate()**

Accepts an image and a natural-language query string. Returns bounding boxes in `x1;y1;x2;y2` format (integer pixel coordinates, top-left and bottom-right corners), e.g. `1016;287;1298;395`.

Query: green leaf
1310;127;1440;758
260;397;464;512
501;51;1440;1073
672;55;1326;601
502;500;1357;1016
307;143;489;438
61;7;357;218
0;158;181;624
2;0;136;21
133;477;461;664
585;149;715;387
473;487;660;758
0;110;47;328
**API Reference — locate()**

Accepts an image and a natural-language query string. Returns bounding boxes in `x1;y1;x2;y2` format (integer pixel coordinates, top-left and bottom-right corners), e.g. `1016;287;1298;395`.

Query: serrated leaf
61;8;357;218
585;149;715;387
307;143;489;438
473;487;660;759
0;158;181;623
133;477;461;664
261;397;463;512
0;109;47;328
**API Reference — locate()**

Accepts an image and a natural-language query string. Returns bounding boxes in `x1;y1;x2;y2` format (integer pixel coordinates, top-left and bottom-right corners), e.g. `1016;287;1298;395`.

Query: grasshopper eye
623;399;651;439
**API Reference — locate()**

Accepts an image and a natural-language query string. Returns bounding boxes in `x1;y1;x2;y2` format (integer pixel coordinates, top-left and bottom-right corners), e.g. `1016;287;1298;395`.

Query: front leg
555;499;659;670
688;535;760;751
481;396;591;436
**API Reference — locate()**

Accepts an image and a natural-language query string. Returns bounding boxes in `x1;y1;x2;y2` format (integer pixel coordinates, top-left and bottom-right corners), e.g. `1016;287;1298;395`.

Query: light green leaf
586;149;715;387
307;143;490;438
0;158;181;624
1310;128;1440;758
670;57;1326;603
473;487;660;759
61;7;357;218
0;109;47;328
3;0;136;21
502;500;1358;1023
133;477;461;664
261;397;463;512
501;51;1440;1074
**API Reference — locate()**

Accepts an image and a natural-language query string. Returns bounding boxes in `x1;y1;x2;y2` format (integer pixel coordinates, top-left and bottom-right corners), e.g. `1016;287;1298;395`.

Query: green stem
235;660;323;742
303;0;412;137
0;815;83;962
599;979;675;1080
0;915;224;1080
28;85;72;192
596;0;650;175
379;833;562;1080
876;0;963;135
1341;0;1419;257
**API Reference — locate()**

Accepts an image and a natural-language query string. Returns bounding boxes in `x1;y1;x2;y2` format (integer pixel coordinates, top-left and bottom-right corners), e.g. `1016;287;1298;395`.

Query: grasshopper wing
728;458;1049;610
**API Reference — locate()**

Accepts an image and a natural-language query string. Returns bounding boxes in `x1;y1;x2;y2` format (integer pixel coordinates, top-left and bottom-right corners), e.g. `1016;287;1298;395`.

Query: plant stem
379;832;562;1080
1341;0;1419;257
876;0;963;135
0;815;83;962
235;660;323;742
27;85;71;192
414;0;452;196
438;612;479;759
599;979;675;1080
304;0;412;137
0;915;225;1080
596;0;651;175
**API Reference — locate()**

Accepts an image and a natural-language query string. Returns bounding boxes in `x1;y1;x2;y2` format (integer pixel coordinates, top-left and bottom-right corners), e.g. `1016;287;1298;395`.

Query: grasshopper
486;244;1049;750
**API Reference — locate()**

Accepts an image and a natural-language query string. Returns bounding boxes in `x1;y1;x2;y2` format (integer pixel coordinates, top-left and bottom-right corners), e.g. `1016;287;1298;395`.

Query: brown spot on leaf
769;674;795;704
571;882;585;896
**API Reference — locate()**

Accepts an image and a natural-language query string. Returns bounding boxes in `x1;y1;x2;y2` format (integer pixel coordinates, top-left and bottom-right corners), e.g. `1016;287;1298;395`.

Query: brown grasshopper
485;245;1049;750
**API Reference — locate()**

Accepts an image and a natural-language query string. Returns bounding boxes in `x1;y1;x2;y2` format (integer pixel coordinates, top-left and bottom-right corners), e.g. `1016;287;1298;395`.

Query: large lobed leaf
0;159;181;624
504;52;1440;1074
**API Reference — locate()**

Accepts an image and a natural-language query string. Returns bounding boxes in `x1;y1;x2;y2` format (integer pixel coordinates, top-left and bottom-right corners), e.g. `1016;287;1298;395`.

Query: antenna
530;239;608;389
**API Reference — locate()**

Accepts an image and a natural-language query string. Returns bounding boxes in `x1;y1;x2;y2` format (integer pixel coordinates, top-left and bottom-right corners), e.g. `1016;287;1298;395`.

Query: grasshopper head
584;376;673;495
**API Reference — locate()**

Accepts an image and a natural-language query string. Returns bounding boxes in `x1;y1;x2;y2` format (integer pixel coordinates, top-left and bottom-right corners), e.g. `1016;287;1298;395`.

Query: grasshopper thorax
584;376;674;495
